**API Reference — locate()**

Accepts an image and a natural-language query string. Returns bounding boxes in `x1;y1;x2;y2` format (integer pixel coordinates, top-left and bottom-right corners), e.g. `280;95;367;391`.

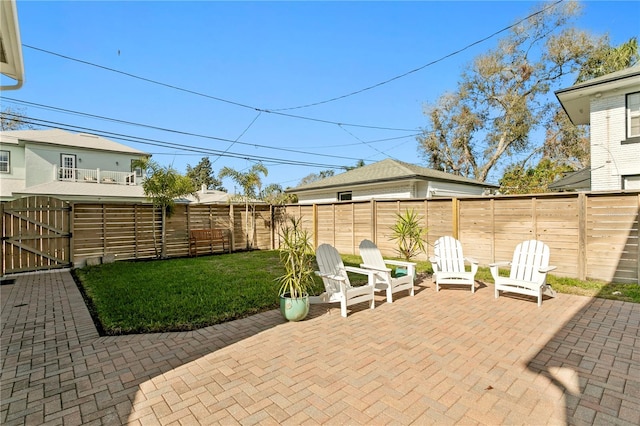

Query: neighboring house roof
13;181;148;202
288;158;497;193
185;190;238;204
548;168;591;192
555;65;640;125
0;129;150;155
0;0;24;90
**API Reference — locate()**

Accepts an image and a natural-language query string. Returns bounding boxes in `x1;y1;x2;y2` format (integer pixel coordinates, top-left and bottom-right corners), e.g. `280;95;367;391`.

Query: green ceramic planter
279;294;310;322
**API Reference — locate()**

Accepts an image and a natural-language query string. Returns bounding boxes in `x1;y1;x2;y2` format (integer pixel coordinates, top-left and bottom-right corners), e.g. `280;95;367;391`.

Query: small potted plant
390;209;427;276
276;216;315;321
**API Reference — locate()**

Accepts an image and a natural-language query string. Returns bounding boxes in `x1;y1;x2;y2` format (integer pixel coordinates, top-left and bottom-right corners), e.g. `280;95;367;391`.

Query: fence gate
1;196;71;275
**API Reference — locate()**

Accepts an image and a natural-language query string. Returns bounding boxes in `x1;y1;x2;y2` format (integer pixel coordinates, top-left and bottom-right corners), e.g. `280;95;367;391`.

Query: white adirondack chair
430;236;478;293
358;239;415;303
310;244;376;317
491;240;557;307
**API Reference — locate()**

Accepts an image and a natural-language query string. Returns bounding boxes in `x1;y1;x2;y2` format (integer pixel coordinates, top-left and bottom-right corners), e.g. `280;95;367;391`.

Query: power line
22;44;418;133
271;0;565;111
5;112;357;169
2;98;372;162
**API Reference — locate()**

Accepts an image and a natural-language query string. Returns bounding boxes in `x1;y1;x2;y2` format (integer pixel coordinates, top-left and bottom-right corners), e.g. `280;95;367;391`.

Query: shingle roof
288;158;495;192
0;129;149;155
548;168;591;192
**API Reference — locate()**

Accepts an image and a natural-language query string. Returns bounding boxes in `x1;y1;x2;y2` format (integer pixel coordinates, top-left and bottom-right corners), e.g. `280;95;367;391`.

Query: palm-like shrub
390;209;427;261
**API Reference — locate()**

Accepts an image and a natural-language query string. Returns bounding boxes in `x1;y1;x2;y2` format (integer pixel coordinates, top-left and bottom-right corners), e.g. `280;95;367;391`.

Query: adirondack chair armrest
315;271;346;282
539;265;557;273
465;257;479;275
383;260;416;268
489;261;510;280
344;266;377;286
360;263;392;273
344;266;375;276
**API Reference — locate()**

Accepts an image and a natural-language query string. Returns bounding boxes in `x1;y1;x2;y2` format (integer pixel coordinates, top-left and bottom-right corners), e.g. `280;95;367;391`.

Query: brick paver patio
1;270;639;425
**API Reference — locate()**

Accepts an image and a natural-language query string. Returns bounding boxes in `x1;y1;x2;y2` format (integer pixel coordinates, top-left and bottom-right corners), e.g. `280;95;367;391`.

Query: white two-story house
555;65;640;191
0;129;150;202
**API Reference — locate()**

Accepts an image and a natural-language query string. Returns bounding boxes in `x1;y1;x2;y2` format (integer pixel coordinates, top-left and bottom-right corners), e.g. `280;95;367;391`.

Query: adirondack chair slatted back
316;244;350;294
359;239;387;280
509;240;550;284
434;236;466;273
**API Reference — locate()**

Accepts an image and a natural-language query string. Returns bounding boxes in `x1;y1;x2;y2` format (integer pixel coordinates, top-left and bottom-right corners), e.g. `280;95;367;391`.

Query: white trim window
338;191;352;201
0;150;10;173
627;92;640;139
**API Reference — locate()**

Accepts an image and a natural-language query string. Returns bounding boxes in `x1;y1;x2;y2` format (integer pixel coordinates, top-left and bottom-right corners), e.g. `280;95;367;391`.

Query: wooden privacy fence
2;193;638;283
284;192;640;284
71;203;278;268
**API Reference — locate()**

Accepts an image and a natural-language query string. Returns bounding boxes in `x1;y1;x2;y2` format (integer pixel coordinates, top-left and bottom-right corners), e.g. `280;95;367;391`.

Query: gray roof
0;129;150;155
288;158;496;192
548;168;591;192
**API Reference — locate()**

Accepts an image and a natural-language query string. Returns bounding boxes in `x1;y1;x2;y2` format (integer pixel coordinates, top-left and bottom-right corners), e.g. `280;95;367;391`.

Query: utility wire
271;0;564;111
211;111;262;165
6;112;357;169
22;44;417;132
2;98;371;161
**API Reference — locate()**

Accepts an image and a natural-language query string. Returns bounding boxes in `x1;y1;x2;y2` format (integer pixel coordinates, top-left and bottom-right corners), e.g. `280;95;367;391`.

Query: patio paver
1;270;639;425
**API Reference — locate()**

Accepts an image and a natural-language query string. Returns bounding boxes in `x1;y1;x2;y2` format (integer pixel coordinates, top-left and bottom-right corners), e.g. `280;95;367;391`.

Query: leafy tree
498;158;572;195
1;107;34;131
298;169;335;186
576;36;638;82
418;1;604;182
219;163;268;249
185;157;225;192
345;159;366;171
133;158;198;258
261;183;297;205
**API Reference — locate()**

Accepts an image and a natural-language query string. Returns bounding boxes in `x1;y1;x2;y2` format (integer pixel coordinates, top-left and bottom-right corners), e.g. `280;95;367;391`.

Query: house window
338;191;352;201
0;150;10;173
627;92;640;139
622;175;640;190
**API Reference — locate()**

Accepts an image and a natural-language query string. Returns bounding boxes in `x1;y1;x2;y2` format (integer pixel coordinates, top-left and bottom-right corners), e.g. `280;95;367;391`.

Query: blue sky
3;1;639;191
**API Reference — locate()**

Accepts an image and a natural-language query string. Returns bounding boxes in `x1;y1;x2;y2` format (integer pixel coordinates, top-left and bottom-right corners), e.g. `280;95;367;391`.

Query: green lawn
74;250;639;335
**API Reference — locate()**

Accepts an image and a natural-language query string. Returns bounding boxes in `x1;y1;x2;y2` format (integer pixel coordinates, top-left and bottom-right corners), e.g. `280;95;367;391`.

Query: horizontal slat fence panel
459;199;495;265
284;192;639;284
69;203;274;266
6;192;634;282
586;194;639;283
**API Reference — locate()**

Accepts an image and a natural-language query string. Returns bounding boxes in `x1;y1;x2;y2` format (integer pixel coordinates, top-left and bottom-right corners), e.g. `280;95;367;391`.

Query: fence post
452;198;460;239
229;204;235;252
578;193;587;281
371;199;377;244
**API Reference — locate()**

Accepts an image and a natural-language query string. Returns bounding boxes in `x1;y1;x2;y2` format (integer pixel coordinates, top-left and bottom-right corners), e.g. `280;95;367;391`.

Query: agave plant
390;209;427;261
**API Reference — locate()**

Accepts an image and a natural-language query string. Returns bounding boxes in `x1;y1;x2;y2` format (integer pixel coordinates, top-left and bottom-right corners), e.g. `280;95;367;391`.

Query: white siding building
556;66;640;191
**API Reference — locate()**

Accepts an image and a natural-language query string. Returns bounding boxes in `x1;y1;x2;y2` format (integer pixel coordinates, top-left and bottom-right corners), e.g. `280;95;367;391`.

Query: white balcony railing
54;166;140;186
